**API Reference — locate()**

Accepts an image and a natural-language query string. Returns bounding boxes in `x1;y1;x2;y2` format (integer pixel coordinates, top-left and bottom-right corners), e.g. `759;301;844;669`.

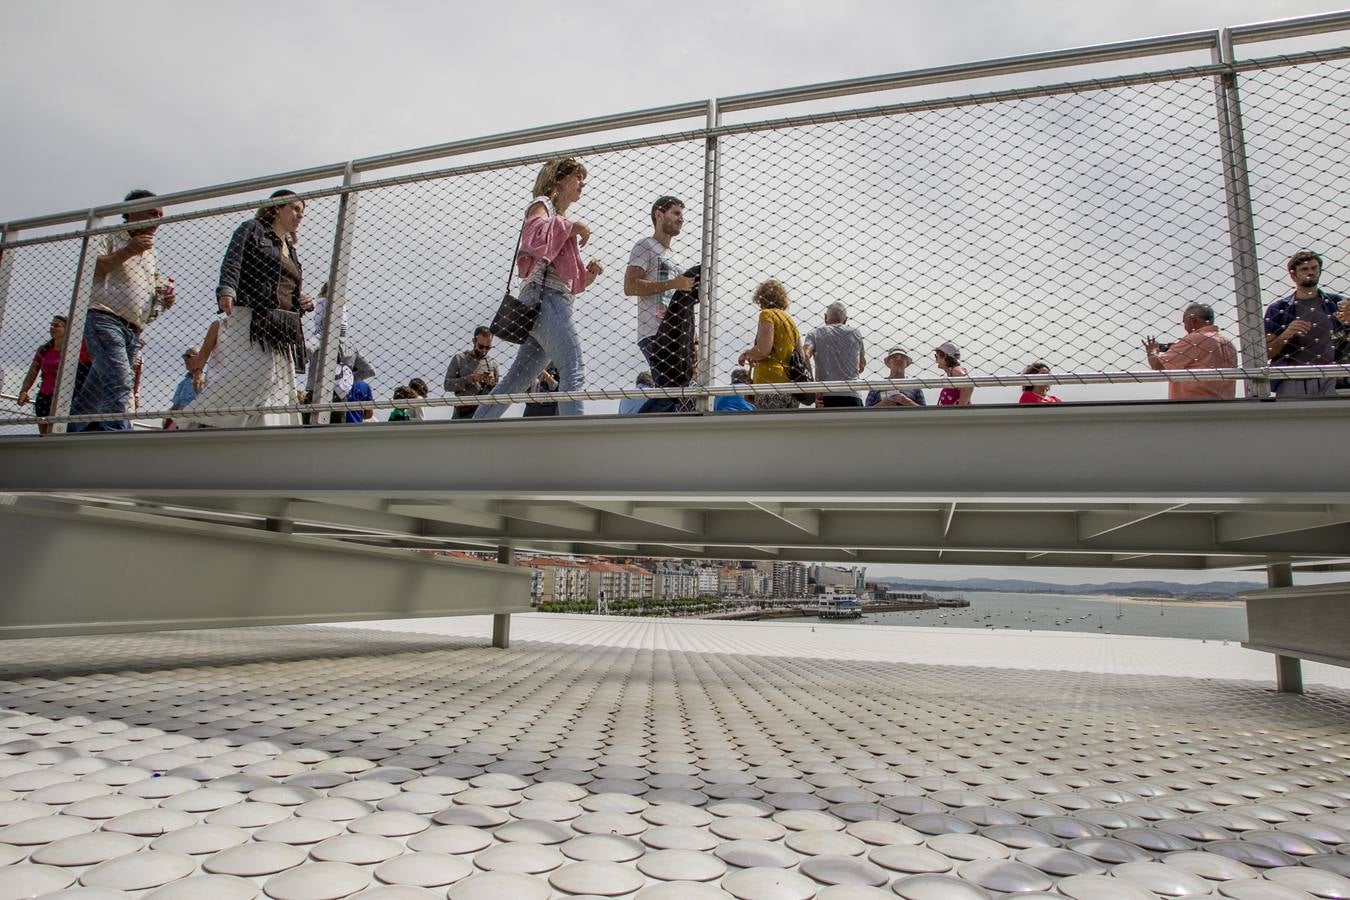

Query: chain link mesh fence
1242;56;1350;310
2;38;1348;436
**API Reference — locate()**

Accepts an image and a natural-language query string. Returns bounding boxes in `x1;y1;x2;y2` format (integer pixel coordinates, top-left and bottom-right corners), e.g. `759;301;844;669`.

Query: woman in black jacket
180;190;314;427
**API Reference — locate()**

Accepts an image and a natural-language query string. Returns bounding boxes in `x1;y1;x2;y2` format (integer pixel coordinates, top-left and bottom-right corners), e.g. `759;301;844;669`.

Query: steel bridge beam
0;500;532;640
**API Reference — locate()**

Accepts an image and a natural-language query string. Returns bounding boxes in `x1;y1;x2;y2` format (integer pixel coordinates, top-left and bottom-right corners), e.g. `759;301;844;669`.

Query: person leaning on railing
179;190;314;428
474;157;604;420
865;348;924;408
738;279;803;411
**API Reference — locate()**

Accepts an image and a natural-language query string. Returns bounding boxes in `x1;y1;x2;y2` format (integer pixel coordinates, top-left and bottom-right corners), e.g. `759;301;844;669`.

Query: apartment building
526;557;591;604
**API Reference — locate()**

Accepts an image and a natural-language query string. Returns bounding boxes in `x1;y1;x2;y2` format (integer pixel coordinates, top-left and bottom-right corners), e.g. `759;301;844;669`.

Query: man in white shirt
70;189;175;431
624;196;696;383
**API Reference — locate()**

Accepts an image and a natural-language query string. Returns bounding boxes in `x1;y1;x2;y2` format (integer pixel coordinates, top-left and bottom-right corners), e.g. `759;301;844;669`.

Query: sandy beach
1071;593;1244;609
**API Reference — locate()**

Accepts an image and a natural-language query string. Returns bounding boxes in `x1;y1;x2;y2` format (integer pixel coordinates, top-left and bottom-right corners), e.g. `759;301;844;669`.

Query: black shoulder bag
785;319;817;406
488;212;540;344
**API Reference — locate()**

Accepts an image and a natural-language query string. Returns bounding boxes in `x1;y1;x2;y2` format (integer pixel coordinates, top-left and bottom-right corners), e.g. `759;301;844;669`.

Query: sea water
782;590;1247;641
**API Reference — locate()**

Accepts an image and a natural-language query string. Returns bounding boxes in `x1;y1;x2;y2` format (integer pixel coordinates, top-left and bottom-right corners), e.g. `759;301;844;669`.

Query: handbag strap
504;210;527;295
506;196;560;293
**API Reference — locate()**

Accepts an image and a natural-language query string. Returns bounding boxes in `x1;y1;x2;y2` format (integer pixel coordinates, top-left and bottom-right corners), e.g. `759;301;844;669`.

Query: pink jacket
516;199;586;294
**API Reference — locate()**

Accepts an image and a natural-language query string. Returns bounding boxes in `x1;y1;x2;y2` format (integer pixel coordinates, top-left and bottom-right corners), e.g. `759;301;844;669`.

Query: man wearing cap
714;368;756;412
803;301;866;407
625;196;696;379
164;345;199;430
866;348;926;408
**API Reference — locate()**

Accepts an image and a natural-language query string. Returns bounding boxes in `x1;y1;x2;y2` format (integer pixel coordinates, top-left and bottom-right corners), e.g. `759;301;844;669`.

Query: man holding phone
444;325;499;419
69;189;176;431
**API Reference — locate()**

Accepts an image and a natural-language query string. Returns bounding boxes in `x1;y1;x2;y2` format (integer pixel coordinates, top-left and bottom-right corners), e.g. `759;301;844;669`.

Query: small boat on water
817;589;863;619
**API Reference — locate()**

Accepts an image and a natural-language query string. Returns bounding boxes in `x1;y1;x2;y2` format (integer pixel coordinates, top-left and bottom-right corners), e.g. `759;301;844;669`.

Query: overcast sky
3;0;1345;587
3;0;1347;219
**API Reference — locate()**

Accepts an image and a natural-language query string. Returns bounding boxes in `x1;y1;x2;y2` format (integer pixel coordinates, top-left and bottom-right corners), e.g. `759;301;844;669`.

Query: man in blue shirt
1264;250;1346;398
618;371;654;415
345;380;374;423
865;348;926;408
164;346;198;429
714;368;756;412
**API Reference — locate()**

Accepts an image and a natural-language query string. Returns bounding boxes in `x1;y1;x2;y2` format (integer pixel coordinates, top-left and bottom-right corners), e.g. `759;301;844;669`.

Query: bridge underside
3;400;1348;571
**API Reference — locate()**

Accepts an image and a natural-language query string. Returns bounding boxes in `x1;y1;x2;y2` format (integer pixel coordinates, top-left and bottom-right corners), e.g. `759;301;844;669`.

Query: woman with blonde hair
737;279;803;410
181;189;313;427
475;157;604;419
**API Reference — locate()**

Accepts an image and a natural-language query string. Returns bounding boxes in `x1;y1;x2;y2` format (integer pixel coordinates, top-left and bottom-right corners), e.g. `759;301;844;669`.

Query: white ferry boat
817;590;863;619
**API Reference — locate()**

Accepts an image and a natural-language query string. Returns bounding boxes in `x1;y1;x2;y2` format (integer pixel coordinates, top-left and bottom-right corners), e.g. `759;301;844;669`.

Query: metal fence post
314;163;361;422
1212;30;1268;399
696;99;721;412
0;226;15;397
50;211;101;434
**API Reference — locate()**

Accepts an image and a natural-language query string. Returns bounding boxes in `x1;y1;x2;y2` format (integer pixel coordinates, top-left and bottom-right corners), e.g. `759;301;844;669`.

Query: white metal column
50;212;101;434
0;226;16;364
1212;30;1268;399
696;99;721;412
313;163;361;422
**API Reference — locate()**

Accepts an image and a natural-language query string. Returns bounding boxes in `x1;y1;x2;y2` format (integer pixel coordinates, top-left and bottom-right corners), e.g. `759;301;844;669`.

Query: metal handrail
717;30;1221;114
1228;8;1350;43
7;44;1350;252
5;367;1347;429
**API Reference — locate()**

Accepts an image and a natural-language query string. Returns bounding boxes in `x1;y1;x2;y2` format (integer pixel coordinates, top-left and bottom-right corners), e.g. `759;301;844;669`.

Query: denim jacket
216;218;302;312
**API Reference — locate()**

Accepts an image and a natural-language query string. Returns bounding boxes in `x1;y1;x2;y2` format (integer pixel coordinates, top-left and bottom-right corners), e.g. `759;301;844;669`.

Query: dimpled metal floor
1;622;1349;900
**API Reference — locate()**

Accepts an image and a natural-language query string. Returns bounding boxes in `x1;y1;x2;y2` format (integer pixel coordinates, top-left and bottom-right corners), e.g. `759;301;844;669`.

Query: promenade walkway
2;616;1347;899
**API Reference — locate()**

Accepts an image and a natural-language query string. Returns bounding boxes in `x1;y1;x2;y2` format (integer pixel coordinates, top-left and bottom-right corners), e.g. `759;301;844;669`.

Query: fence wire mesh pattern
3;30;1350;434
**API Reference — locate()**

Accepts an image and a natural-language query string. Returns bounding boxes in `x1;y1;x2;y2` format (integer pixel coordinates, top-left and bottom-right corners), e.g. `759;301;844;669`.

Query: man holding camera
1141;302;1237;400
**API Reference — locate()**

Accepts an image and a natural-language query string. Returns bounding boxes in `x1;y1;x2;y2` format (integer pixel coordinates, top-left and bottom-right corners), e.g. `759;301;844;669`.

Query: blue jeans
70;311;136;431
638;335;667;387
475;284;585;419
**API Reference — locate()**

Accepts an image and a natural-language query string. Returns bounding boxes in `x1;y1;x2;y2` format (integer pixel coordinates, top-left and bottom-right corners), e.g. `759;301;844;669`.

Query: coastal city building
772;561;810;597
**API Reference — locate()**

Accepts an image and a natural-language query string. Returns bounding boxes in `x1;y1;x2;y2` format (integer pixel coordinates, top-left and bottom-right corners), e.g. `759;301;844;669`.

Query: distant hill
876;576;1263;600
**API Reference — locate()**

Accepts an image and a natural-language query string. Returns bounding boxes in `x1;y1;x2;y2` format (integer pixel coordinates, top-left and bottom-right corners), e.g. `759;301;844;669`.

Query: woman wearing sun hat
934;341;972;406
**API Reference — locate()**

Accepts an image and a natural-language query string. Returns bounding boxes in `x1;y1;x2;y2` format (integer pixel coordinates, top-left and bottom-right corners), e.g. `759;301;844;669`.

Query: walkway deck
2;617;1347;899
4;400;1350;572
